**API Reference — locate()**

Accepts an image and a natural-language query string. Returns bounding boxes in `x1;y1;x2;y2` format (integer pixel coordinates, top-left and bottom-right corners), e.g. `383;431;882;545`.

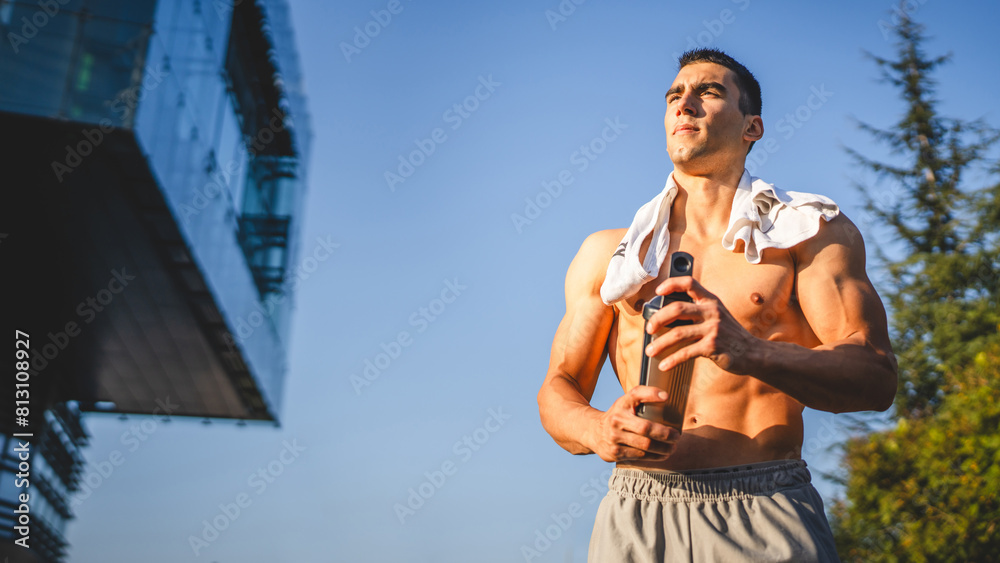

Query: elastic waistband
608;459;812;502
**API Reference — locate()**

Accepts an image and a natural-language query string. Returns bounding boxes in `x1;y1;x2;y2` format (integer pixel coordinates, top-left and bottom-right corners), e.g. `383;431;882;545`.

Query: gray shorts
587;459;840;563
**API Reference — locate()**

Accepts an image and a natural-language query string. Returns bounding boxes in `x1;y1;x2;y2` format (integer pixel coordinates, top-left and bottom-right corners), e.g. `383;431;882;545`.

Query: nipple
632;297;646;313
750;292;764;305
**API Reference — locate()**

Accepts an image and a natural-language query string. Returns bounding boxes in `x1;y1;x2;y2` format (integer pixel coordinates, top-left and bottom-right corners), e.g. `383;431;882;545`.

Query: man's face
664;62;755;171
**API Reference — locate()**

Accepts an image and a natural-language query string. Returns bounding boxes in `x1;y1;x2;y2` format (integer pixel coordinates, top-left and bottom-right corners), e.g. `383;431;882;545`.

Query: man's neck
669;166;746;242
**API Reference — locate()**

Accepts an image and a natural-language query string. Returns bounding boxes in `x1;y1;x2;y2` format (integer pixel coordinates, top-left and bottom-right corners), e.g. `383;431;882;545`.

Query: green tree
831;342;1000;562
831;6;1000;561
844;10;999;419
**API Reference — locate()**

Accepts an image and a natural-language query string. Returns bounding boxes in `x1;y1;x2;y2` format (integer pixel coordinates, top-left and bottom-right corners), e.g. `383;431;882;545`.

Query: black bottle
637;251;696;431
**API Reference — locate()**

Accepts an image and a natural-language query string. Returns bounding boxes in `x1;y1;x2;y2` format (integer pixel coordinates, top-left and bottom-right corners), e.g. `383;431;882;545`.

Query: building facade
0;0;312;559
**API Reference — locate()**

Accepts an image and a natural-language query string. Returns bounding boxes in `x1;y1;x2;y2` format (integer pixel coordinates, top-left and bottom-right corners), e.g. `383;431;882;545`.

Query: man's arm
645;214;898;414
537;231;679;460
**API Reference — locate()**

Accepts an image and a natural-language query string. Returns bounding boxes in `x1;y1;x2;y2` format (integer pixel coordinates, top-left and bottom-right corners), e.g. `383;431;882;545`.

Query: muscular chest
613;238;799;347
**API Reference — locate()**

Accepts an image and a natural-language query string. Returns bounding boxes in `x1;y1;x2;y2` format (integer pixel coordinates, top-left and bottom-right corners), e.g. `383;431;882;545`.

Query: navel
750;292;765;305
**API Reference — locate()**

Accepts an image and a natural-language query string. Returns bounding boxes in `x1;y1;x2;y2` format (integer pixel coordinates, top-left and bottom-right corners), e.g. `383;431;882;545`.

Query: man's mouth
673;124;698;135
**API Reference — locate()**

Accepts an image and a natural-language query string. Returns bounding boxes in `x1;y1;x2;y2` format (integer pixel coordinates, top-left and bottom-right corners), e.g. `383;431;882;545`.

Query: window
224;0;300;299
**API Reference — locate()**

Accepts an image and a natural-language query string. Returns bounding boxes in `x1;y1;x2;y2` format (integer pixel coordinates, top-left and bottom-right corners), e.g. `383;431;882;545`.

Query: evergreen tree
845;9;999;419
832;6;1000;560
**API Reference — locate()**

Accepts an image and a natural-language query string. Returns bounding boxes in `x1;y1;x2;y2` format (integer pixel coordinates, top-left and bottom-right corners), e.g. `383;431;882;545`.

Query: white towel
599;169;840;305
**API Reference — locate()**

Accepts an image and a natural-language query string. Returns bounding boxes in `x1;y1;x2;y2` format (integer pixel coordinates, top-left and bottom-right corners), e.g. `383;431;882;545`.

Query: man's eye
667;96;679;103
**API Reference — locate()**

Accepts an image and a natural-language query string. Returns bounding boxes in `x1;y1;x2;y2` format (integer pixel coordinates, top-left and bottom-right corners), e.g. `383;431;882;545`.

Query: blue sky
66;1;1000;561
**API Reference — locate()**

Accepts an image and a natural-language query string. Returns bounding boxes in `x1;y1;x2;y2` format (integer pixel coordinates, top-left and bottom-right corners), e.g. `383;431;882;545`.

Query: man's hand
643;276;757;375
587;385;681;462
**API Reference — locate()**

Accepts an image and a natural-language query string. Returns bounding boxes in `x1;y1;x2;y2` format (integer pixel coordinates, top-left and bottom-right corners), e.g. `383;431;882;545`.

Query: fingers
620;385;669;410
604;424;677;460
620;415;680;448
645;301;704;334
645;321;707;358
601;388;682;460
608;445;672;462
658;339;710;372
612;445;673;462
655;276;714;300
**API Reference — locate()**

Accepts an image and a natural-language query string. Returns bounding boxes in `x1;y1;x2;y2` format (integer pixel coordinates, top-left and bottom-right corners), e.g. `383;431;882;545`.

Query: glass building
0;0;312;560
0;404;87;563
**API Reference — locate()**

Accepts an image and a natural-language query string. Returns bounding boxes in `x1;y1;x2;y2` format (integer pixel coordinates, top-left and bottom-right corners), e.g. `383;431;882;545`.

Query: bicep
547;297;613;401
794;216;891;350
544;234;616;401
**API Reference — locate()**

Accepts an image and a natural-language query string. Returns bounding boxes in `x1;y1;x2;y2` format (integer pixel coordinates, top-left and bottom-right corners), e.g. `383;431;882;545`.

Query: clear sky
66;1;1000;561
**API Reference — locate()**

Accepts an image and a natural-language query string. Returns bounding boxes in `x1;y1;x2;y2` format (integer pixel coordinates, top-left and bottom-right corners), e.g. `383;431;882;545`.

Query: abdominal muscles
610;313;806;471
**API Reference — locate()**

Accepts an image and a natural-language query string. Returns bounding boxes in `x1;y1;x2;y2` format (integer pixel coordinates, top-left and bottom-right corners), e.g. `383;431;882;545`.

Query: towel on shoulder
599;169;840;305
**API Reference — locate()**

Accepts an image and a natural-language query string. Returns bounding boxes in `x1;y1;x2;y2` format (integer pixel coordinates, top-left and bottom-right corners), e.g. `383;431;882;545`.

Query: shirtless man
536;49;898;562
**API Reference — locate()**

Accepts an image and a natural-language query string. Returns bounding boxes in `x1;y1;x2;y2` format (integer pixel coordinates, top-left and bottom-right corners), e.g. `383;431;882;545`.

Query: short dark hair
677;48;761;153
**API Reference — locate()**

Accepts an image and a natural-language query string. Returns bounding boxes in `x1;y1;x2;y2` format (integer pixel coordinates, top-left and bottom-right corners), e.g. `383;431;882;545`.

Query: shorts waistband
608;459;812;502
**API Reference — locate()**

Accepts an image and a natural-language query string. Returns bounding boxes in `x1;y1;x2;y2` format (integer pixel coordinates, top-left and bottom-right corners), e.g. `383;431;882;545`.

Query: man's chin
667;146;708;166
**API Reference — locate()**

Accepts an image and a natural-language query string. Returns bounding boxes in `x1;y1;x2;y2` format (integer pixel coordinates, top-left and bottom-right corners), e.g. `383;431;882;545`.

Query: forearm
745;336;897;413
537;374;604;455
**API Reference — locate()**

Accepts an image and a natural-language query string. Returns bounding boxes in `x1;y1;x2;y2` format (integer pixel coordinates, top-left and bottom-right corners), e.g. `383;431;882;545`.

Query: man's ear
744;115;763;143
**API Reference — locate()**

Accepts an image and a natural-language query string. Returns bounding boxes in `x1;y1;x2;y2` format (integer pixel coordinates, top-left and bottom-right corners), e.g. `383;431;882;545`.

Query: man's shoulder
565;229;627;295
791;212;866;267
576;229;629;270
580;228;628;254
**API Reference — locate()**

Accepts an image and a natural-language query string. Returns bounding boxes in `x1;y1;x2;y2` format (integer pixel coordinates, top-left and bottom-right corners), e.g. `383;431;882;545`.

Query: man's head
664;49;763;174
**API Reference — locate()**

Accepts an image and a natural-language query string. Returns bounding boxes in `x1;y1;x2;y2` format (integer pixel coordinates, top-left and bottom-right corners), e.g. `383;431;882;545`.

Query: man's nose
675;92;696;116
